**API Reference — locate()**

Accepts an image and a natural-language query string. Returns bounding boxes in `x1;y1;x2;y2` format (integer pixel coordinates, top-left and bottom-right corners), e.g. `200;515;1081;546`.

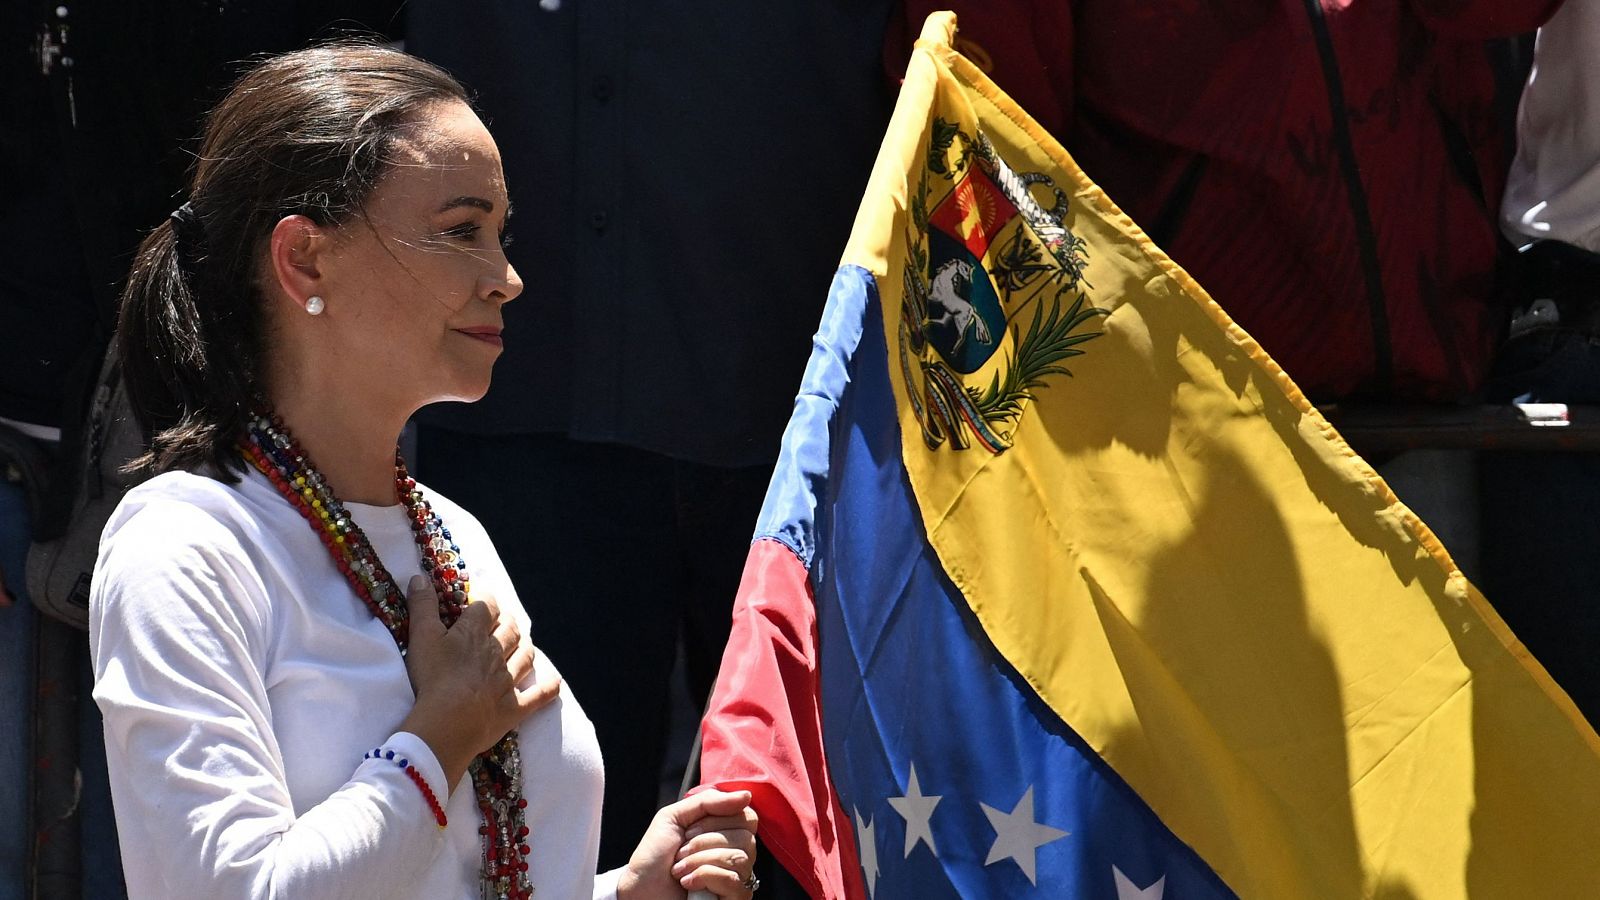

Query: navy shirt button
592;75;613;102
590;211;609;231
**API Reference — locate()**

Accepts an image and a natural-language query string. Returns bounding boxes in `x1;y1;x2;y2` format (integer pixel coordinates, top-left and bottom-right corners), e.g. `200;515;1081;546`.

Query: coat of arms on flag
902;117;1102;455
696;12;1600;899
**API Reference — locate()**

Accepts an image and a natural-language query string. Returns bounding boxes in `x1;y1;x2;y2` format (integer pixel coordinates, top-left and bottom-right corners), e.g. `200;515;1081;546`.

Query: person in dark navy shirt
404;1;895;883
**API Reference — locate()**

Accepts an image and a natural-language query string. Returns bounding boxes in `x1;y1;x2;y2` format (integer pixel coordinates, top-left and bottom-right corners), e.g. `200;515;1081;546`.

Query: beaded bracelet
365;748;447;828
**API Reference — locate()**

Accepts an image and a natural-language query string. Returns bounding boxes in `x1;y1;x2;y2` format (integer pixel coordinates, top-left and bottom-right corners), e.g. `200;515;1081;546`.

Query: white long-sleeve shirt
1502;0;1600;253
90;467;622;900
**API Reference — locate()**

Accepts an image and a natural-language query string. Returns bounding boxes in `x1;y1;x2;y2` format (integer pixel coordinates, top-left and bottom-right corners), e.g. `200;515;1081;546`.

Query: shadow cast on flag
695;12;1600;899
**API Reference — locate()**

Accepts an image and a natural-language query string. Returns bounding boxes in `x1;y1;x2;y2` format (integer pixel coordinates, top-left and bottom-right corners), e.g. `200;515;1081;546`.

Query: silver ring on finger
742;873;760;893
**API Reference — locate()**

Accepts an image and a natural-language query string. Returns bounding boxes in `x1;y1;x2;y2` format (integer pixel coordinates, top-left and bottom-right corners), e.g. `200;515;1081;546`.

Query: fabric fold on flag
699;11;1600;898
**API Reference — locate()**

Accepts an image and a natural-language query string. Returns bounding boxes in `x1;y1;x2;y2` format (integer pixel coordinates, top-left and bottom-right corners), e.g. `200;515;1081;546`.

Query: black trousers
414;428;769;870
1479;241;1600;729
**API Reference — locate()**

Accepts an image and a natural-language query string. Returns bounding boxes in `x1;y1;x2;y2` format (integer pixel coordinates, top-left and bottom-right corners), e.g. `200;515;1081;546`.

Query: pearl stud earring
306;295;325;316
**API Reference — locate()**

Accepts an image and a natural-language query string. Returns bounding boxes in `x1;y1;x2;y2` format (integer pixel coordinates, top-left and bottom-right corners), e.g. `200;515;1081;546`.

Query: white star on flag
887;763;942;858
979;786;1069;885
854;808;879;899
1113;865;1166;900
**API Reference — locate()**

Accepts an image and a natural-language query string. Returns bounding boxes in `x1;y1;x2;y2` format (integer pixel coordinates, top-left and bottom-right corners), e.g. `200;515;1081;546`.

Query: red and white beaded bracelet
365;747;447;828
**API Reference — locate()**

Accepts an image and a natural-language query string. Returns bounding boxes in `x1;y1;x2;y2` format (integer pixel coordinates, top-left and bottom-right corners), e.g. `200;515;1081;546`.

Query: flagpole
684;725;712;899
685;685;713;900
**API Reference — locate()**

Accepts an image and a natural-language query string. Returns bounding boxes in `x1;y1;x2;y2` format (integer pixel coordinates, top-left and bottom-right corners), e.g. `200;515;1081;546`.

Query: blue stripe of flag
773;264;1237;899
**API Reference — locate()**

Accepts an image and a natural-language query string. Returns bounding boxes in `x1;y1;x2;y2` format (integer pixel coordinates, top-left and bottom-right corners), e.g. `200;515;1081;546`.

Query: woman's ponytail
118;205;254;477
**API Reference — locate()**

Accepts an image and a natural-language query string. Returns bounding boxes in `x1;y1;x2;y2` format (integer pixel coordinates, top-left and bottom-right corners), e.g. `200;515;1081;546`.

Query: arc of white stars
886;763;942;858
1113;865;1166;900
854;807;879;899
979;786;1069;886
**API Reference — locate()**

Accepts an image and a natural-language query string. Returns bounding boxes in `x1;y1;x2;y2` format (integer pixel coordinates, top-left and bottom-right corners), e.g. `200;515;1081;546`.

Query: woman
89;43;758;899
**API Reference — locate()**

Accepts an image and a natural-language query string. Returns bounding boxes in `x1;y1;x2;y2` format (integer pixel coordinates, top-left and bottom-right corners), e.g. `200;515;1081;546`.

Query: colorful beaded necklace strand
241;411;534;900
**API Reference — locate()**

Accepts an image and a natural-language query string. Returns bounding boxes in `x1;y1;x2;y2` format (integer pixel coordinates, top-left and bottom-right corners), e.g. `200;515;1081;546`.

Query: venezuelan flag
698;13;1600;898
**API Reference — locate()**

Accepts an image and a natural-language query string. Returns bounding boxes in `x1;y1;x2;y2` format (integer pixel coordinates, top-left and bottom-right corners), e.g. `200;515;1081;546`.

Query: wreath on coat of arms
899;118;1106;454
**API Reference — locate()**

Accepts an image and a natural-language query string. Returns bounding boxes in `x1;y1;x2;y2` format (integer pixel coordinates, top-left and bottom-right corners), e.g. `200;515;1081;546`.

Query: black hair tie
168;201;206;274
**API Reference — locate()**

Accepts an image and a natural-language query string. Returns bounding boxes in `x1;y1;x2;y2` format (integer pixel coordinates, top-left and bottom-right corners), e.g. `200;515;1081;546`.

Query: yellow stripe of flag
846;12;1600;896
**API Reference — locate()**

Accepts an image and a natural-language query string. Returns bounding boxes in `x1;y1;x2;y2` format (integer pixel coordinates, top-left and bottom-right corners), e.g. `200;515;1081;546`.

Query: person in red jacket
889;1;1560;404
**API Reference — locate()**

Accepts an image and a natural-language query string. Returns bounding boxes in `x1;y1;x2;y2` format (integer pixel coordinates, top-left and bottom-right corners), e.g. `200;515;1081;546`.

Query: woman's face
312;100;523;409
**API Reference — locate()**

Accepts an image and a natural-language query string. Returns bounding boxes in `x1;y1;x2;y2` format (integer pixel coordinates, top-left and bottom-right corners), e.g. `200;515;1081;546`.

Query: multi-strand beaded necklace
240;410;534;900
